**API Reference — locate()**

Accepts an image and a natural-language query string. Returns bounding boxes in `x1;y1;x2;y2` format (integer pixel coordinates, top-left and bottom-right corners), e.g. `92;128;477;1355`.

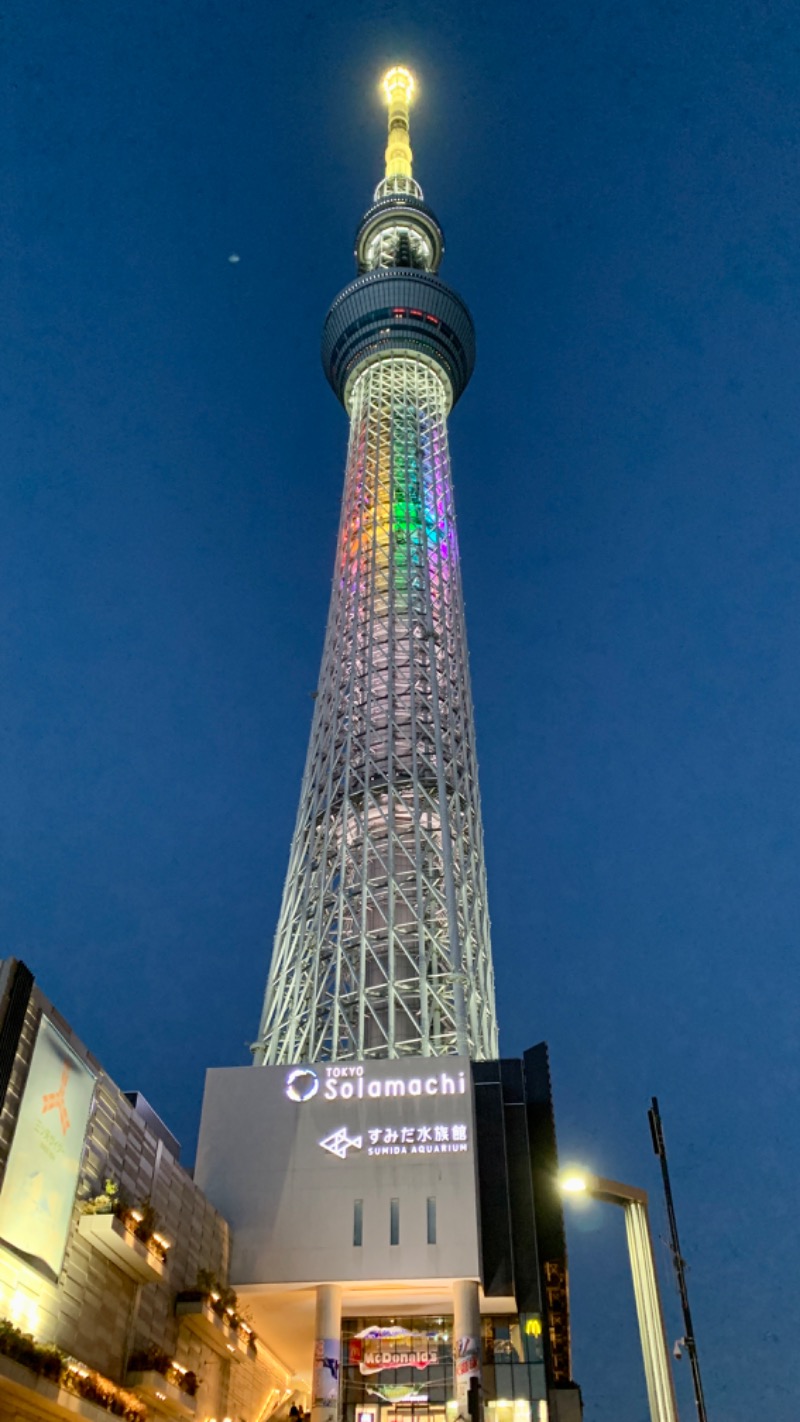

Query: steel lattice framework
254;69;498;1065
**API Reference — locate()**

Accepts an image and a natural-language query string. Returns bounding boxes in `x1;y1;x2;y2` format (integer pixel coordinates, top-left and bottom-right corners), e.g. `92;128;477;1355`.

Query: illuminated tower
255;68;498;1066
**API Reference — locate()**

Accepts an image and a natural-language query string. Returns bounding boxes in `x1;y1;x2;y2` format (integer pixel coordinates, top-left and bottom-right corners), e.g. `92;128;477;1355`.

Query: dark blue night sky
2;2;798;1417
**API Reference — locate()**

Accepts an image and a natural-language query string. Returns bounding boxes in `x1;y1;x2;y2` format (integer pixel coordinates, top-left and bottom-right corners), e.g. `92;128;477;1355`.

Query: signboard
455;1335;480;1409
0;1016;95;1281
283;1062;471;1165
313;1336;341;1418
350;1326;439;1374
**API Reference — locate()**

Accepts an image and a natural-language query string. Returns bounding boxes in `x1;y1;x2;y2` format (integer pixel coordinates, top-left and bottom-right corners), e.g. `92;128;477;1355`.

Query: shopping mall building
0;959;580;1422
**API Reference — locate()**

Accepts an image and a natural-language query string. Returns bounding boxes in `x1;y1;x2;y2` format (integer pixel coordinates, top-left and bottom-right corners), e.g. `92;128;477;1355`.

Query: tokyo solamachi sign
284;1063;468;1103
281;1055;475;1168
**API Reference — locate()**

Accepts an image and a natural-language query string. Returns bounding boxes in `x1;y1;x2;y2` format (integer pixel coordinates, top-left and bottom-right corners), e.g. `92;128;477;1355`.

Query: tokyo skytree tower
254;68;498;1066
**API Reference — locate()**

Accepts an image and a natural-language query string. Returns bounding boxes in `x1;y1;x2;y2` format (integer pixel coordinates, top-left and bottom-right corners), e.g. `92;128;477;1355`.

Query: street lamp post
560;1171;679;1422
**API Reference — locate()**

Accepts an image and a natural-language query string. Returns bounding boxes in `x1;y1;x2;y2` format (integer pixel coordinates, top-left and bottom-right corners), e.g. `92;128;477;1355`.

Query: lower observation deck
322;268;476;409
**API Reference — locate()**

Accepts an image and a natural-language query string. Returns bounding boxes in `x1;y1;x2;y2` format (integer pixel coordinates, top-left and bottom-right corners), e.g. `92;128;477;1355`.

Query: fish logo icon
319;1127;363;1160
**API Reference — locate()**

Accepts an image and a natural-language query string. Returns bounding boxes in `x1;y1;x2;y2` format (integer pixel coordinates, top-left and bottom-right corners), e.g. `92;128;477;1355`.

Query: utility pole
648;1097;709;1422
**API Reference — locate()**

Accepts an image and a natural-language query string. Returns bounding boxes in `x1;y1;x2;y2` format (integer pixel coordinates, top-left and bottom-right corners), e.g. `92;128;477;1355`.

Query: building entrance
369;1406;448;1422
342;1316;454;1422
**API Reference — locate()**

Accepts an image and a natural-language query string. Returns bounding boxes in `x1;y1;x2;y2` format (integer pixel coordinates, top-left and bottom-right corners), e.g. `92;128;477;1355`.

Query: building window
427;1196;437;1245
353;1199;363;1247
390;1197;400;1246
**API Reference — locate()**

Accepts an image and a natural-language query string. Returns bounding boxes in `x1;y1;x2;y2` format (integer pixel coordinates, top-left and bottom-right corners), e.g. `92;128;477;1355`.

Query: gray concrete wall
196;1056;481;1286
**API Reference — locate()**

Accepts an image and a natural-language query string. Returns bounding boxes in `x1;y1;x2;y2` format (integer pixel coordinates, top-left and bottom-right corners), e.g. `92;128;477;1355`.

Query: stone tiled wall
0;964;292;1421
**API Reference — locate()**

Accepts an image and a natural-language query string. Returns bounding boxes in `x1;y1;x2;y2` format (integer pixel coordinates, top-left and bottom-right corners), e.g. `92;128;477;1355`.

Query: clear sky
2;1;798;1418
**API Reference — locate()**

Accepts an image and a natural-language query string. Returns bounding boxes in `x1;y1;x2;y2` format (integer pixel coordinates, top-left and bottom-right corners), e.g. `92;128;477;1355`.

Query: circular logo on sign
285;1067;319;1103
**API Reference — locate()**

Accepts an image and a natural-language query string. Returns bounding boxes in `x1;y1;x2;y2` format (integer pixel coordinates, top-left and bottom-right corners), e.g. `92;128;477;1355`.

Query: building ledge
175;1296;256;1362
78;1213;167;1284
0;1352;133;1422
126;1370;197;1418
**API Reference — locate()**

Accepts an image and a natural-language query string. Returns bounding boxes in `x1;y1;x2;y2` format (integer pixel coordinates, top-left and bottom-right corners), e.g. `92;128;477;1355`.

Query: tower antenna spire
382;65;415;181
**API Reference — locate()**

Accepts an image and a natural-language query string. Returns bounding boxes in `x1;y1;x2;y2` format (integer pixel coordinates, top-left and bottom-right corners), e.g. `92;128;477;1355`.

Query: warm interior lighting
9;1288;39;1334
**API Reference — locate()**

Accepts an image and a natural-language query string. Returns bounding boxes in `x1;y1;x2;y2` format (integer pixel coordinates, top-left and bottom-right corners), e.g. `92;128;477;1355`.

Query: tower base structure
195;1046;583;1422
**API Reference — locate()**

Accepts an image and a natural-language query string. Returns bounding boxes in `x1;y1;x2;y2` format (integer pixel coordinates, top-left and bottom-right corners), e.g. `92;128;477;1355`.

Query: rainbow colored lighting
339;364;457;616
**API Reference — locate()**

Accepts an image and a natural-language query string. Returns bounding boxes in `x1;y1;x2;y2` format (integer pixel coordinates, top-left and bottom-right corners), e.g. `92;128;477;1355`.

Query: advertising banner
350;1326;439;1374
455;1335;481;1410
0;1015;95;1281
313;1336;341;1411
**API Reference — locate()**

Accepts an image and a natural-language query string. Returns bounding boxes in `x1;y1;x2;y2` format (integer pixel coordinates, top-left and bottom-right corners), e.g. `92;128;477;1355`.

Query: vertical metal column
623;1197;680;1422
649;1098;708;1422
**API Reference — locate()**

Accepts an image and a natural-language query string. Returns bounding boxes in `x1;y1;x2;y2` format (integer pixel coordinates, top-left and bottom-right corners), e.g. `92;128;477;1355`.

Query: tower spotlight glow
382;65;416;105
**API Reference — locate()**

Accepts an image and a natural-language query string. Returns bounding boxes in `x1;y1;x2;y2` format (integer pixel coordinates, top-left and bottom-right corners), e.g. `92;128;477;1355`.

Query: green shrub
0;1317;144;1420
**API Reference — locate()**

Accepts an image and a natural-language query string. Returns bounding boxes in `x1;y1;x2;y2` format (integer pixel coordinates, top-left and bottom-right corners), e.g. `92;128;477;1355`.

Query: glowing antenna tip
382;66;416;106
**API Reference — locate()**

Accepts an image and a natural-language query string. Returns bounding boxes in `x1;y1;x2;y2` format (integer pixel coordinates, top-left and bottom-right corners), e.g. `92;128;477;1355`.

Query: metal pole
591;1177;679;1422
622;1197;680;1422
648;1097;709;1422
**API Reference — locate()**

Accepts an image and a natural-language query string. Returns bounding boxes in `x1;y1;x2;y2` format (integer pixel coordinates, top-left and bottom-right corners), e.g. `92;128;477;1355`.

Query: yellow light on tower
382;65;415;105
381;65;416;181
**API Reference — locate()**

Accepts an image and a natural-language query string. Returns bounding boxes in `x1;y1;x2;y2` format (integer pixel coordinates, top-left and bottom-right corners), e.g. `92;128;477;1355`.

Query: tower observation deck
254;68;498;1065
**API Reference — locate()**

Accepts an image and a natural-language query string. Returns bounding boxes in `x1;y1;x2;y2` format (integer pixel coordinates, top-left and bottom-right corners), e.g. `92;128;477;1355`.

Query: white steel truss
255;357;498;1064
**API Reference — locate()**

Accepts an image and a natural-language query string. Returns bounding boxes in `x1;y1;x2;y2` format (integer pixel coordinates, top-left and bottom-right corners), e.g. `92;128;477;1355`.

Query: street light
559;1169;679;1422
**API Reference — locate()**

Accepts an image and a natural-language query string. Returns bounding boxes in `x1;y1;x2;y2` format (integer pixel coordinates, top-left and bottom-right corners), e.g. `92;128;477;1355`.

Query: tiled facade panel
0;972;290;1422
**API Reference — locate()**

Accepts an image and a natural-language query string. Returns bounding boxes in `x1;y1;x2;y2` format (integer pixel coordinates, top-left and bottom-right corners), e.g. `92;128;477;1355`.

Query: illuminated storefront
337;1313;549;1422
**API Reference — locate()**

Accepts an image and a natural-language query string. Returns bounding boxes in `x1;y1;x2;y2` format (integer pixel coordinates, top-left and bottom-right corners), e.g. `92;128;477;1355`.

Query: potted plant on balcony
80;1180;171;1266
126;1344;199;1414
175;1272;257;1359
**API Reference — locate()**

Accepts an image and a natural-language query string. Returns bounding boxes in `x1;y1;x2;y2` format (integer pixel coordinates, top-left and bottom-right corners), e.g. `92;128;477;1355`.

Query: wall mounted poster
313;1336;341;1414
0;1015;95;1281
455;1335;480;1411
